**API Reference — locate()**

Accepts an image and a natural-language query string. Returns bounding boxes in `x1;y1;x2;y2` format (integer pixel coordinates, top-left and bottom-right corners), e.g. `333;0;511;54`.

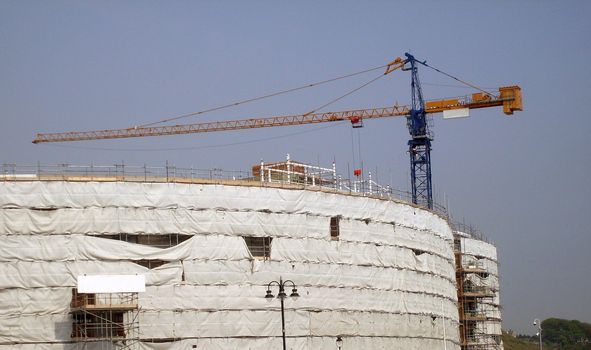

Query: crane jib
32;89;521;144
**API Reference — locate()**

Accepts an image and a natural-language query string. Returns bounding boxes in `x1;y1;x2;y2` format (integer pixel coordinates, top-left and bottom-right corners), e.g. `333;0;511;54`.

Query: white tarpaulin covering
0;181;461;349
457;233;504;346
0;182;453;239
461;237;498;261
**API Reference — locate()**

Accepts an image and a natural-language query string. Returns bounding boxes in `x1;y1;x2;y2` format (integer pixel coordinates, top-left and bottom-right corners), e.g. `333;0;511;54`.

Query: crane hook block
350;116;364;128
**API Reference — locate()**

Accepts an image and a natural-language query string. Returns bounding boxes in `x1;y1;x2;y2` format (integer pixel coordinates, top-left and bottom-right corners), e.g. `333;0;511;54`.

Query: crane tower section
402;53;433;209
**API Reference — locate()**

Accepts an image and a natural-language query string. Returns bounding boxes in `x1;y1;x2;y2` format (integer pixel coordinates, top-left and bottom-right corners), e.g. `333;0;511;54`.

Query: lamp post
336;336;343;350
533;318;543;350
265;277;299;350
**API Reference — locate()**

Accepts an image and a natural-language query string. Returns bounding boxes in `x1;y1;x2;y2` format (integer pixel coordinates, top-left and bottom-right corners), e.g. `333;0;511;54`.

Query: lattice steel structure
70;290;140;350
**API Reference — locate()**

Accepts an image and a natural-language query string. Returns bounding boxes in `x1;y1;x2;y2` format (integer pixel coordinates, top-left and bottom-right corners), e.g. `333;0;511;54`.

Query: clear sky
1;0;590;334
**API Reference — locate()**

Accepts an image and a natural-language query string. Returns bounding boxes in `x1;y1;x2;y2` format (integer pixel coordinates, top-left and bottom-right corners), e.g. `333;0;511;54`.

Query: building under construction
0;159;503;350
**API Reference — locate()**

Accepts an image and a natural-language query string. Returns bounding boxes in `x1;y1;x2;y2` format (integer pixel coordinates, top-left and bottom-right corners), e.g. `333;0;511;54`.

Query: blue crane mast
402;53;433;209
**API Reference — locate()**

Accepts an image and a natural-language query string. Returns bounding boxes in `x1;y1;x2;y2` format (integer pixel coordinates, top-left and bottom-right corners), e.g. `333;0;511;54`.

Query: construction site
0;53;520;349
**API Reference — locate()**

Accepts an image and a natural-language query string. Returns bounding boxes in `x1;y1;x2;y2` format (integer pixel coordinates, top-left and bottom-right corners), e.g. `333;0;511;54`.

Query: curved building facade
454;230;503;349
0;173;464;349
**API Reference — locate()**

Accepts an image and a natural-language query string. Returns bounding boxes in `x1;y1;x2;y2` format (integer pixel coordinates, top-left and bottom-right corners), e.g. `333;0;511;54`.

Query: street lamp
265;277;299;350
336;336;343;350
533;318;543;350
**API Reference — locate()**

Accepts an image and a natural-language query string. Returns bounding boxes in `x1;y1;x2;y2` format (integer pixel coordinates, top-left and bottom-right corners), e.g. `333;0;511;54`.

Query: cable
303;73;386;115
350;127;356;171
40;122;347;152
138;64;389;128
422;82;496;90
418;61;495;97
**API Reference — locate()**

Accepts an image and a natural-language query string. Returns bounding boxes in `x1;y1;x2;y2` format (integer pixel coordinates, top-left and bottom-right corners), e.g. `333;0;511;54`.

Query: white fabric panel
461;237;497;261
0;313;70;343
0;338;461;350
461;255;499;276
136;310;456;339
0;231;453;280
0;344;123;350
0;287;71;316
307;337;459;350
183;260;457;298
138;310;309;339
309;311;458;338
340;219;453;259
138;337;300;350
137;337;460;350
272;237;455;278
0;234;251;262
476;322;503;335
0;182;451;237
0;260;181;289
0;207;329;239
0;284;457;319
137;285;458;317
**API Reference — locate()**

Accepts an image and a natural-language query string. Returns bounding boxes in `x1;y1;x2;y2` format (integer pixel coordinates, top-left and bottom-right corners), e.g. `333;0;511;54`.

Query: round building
0;163;463;349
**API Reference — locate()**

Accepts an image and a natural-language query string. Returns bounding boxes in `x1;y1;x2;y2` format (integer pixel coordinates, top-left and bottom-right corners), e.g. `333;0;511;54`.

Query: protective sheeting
139;310;459;339
184;260;457;297
0;337;460;350
476;322;503;336
272;237;455;278
0;234;251;262
456;232;504;349
0;310;458;344
0;206;452;260
461;255;499;276
0;182;453;240
461;237;498;261
0;257;457;302
134;337;459;350
0;260;182;289
0;181;460;349
0;207;329;240
0;313;70;343
0;284;458;319
340;219;452;259
0;234;452;277
0;287;71;316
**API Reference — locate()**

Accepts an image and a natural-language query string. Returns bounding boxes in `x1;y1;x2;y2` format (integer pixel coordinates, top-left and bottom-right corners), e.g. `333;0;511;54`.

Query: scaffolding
70;289;140;350
455;235;503;350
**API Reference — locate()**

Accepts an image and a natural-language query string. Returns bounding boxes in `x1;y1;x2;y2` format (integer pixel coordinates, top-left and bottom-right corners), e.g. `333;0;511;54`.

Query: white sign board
443;108;470;119
77;275;146;293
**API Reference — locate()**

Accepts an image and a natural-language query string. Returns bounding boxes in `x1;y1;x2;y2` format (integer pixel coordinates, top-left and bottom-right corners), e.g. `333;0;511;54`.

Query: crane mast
403;53;433;209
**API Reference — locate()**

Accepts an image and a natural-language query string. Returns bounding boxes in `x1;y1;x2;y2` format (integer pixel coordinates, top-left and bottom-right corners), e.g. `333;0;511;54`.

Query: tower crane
32;53;522;210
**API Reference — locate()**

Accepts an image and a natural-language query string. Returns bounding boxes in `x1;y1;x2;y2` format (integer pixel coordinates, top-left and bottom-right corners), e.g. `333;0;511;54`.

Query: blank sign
77;275;146;293
443;108;470;119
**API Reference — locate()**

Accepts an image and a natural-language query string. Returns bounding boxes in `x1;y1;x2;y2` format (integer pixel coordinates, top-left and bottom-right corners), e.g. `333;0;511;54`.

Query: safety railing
1;161;448;217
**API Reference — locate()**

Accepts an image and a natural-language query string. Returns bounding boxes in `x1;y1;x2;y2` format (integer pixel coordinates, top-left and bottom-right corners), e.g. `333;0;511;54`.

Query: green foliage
542;318;591;349
503;319;591;350
502;331;555;350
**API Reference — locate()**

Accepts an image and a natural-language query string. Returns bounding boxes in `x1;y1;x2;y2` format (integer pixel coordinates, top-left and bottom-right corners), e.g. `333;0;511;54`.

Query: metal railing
1;161;448;217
